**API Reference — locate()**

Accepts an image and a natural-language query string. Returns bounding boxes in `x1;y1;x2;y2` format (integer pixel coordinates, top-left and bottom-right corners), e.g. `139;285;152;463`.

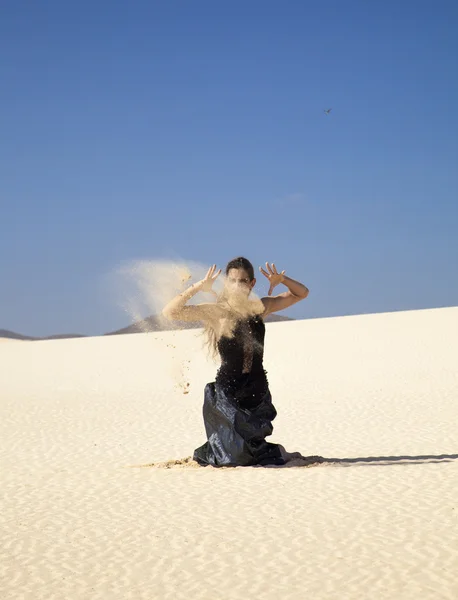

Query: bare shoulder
197;302;227;321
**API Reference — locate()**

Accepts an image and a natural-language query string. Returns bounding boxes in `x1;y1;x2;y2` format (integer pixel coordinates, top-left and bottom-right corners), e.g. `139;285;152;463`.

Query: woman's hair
224;256;255;281
202;256;257;360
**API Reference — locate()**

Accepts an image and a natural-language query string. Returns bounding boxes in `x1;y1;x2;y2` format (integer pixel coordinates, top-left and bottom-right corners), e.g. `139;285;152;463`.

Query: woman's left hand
259;263;286;296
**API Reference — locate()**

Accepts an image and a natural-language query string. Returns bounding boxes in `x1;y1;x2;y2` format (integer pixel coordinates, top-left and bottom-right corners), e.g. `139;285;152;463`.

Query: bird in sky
324;108;332;115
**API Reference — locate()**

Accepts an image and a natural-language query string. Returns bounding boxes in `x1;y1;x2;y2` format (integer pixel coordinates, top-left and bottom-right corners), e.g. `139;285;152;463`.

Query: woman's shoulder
195;302;228;320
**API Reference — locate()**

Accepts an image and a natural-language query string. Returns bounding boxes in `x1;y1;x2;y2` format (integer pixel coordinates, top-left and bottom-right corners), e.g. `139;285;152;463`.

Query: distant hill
105;313;294;335
0;329;36;341
1;314;294;341
0;329;86;341
41;333;87;340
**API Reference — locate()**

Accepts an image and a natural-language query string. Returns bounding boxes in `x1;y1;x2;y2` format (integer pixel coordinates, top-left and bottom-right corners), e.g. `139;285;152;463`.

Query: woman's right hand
199;264;221;295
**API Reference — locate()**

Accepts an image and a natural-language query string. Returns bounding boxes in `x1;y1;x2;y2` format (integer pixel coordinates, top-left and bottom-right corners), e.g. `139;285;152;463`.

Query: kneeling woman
162;257;309;467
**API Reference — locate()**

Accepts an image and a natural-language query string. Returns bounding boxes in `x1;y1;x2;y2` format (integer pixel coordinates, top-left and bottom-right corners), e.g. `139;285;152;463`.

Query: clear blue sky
1;0;457;337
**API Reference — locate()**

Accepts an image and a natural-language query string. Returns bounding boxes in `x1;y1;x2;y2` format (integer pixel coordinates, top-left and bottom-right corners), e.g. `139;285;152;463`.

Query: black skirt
193;381;286;467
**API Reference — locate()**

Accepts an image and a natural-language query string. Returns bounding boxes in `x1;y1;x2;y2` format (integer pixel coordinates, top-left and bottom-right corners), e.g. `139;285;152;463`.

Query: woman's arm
259;263;309;316
162;265;223;323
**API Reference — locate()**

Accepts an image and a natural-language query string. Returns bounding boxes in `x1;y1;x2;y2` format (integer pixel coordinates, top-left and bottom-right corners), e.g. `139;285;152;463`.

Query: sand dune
1;307;457;599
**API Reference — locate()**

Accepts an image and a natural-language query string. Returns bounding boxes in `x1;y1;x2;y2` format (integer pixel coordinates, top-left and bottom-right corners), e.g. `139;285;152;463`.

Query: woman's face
225;268;255;296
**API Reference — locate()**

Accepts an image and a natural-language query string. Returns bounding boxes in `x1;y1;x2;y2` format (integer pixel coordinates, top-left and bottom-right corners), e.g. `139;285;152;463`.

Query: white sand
1;307;457;600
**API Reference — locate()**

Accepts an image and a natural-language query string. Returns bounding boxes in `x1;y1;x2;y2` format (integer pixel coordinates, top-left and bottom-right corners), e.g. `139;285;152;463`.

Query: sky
1;0;457;337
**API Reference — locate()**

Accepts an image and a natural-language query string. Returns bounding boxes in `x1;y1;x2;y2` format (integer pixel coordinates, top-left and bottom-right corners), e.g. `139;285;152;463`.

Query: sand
1;306;457;599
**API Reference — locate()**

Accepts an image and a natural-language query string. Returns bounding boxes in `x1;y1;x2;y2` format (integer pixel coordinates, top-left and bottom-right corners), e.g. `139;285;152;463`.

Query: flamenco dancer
162;257;310;467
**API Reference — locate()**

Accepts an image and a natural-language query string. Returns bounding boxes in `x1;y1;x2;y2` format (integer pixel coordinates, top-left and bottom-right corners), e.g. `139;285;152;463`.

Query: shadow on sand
128;452;458;470
323;453;458;467
271;449;458;468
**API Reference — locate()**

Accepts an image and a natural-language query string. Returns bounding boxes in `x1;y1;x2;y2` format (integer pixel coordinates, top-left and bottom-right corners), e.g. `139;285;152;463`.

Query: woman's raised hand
200;264;222;295
259;262;286;296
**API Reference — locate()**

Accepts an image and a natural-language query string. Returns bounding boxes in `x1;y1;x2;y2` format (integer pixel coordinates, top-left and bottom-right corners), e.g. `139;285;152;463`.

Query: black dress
193;315;286;467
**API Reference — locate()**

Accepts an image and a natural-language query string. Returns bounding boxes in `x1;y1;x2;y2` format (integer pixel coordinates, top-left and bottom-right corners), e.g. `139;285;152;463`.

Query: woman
162;257;309;467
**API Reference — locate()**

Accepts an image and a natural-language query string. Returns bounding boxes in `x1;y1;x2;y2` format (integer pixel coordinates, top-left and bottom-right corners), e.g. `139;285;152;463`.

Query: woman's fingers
265;262;274;275
259;266;269;278
206;264;217;280
212;269;221;281
272;263;278;274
